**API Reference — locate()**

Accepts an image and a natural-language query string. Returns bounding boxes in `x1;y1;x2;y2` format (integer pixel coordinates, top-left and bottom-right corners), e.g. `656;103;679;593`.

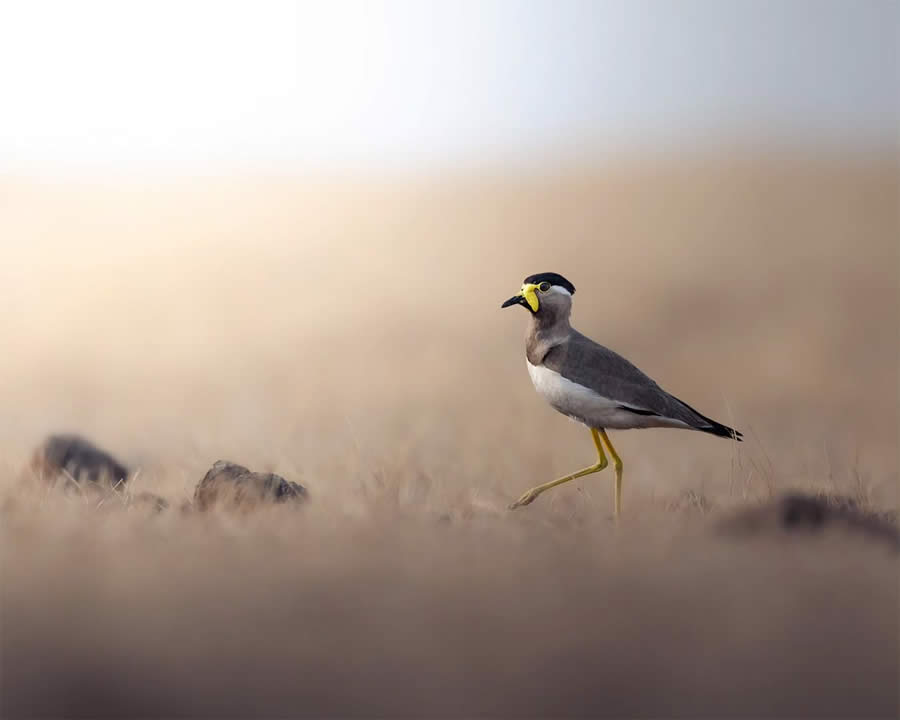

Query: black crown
524;272;576;295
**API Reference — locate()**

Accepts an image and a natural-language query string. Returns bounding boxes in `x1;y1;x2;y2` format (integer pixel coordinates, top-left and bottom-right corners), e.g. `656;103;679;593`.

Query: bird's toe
508;490;538;510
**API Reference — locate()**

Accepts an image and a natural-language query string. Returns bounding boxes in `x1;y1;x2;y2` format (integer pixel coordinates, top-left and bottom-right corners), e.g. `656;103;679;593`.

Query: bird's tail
673;396;743;441
700;419;743;441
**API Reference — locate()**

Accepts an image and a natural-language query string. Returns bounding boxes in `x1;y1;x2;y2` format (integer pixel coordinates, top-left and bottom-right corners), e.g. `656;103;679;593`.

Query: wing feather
542;331;741;439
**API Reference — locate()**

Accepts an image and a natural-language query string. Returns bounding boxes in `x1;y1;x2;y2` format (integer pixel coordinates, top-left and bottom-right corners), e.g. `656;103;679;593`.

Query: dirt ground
1;150;897;717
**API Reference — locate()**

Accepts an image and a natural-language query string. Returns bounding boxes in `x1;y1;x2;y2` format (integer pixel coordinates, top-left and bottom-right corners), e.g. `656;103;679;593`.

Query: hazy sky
1;0;896;172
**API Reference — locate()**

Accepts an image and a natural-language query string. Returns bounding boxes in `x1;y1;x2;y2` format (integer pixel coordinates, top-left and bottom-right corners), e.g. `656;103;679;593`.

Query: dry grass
1;151;897;717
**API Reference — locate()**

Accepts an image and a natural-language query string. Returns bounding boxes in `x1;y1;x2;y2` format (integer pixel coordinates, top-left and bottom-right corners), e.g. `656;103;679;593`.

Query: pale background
1;2;897;717
1;0;896;173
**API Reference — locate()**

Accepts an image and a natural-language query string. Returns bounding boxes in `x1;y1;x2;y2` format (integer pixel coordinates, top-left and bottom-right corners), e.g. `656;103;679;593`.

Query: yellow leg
598;429;624;516
509;428;609;510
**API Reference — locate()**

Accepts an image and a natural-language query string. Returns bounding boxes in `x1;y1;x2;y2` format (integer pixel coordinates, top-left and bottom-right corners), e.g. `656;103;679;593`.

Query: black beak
501;295;526;309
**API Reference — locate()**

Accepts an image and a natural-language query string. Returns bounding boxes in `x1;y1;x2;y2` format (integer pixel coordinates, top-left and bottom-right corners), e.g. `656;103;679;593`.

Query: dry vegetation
1;151;897;717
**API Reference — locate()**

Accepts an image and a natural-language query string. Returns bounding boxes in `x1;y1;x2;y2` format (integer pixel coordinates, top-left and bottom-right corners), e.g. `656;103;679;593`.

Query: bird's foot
508;488;541;510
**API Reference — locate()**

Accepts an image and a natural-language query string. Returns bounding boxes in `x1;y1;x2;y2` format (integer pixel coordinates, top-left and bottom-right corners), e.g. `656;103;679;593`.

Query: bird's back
542;330;661;396
541;329;724;431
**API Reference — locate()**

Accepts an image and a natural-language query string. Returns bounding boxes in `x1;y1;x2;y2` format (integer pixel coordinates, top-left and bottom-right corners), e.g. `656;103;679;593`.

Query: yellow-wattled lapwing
502;272;741;514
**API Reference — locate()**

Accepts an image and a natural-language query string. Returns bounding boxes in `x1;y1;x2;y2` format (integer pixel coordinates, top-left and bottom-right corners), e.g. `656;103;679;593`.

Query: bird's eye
538;282;551;293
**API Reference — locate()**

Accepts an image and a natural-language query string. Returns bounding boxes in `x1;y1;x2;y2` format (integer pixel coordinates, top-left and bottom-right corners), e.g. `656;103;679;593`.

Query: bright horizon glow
0;0;897;174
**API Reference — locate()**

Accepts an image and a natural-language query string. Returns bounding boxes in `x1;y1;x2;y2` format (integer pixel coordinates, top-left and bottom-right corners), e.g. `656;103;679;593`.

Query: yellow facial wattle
520;283;540;312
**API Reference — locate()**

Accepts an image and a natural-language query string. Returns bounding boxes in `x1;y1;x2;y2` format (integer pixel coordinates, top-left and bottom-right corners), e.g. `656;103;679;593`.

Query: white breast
526;361;689;430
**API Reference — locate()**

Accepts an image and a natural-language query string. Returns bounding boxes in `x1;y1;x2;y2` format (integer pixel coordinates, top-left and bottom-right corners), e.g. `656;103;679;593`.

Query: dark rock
718;491;899;551
31;434;130;489
193;460;307;511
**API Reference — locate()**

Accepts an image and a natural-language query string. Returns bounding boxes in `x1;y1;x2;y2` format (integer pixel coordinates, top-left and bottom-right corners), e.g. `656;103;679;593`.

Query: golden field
1;151;897;717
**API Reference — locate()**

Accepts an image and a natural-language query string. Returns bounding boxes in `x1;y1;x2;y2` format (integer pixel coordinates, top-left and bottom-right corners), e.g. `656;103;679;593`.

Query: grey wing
542;332;715;429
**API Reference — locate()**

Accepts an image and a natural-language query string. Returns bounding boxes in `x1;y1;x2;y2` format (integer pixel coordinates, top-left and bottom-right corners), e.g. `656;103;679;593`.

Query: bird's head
501;272;576;317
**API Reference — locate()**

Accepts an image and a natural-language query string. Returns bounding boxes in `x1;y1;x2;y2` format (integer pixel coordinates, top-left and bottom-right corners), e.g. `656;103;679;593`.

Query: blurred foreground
1;151;897;717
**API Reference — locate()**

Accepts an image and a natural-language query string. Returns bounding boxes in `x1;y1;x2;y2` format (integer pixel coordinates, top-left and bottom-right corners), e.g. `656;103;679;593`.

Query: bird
501;272;741;514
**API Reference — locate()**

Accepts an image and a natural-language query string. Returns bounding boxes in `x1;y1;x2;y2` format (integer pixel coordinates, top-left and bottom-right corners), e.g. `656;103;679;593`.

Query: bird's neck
529;305;571;335
526;309;571;363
